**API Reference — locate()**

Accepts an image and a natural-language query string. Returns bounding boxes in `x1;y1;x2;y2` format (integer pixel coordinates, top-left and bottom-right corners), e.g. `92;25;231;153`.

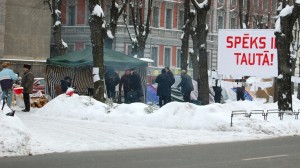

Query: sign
217;29;278;77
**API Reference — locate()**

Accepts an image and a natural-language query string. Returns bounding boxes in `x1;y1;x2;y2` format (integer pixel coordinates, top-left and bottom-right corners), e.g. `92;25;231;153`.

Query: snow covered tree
123;0;153;58
45;0;68;56
105;0;128;49
180;0;193;71
238;0;250;29
89;0;106;102
189;0;211;105
275;0;300;111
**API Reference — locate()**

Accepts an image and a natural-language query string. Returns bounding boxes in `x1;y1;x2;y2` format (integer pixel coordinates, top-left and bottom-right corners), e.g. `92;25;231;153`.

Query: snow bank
0;105;31;157
35;95;300;138
36;94;107;120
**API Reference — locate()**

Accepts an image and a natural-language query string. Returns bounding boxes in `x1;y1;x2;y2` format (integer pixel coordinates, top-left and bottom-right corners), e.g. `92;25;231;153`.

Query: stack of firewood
31;96;47;108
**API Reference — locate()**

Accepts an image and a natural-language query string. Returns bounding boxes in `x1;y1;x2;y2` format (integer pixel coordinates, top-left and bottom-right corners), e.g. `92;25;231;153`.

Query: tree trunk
238;0;243;29
191;0;210;105
180;0;191;71
105;0;128;50
46;0;67;56
275;3;300;110
89;0;106;102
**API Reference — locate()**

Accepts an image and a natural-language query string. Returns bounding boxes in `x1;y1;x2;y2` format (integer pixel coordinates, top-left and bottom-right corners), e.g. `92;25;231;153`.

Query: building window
127;45;132;56
218;16;223;29
243;0;247;9
85;44;92;49
231;0;236;6
178;10;184;29
231;18;236;29
153;7;159;28
272;0;277;13
166;9;172;29
254;0;258;11
176;49;181;68
164;48;171;67
151;47;158;67
189;56;192;69
105;5;110;23
263;0;268;11
68;5;76;26
67;44;75;53
207;50;211;71
85;5;91;25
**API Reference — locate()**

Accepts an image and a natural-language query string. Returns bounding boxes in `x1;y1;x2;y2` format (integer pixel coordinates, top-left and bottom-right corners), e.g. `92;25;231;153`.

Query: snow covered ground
1;94;300;157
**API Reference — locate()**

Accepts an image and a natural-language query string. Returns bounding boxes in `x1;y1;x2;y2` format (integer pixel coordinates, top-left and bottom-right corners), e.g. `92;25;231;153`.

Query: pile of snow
0;105;31;157
36;94;107;120
35;94;300;138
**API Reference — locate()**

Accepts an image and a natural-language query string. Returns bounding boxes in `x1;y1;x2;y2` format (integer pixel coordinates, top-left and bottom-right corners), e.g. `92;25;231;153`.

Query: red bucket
13;87;24;95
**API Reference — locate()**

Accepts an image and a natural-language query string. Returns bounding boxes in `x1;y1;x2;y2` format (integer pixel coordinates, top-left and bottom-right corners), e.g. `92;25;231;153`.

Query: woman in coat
155;69;172;107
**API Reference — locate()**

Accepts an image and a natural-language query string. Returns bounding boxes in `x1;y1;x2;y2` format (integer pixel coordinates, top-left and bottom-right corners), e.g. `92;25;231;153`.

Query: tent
46;48;148;102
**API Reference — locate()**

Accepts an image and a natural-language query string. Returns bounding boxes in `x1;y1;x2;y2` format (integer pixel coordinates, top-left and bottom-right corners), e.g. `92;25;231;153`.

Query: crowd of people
0;62;247;112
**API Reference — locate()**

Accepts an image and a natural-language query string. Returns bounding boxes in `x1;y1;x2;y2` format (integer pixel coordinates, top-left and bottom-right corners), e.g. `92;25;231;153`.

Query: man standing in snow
60;76;72;93
21;64;34;112
177;70;194;102
119;69;131;103
128;68;142;103
156;69;172;107
0;62;18;108
165;67;175;103
105;66;120;100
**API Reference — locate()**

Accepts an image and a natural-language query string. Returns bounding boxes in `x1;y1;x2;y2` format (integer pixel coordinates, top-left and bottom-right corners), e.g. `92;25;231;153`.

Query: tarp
46;48;148;68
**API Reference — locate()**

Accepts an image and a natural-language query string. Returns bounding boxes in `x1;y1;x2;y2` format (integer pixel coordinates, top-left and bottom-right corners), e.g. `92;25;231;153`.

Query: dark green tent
45;48;148;102
46;48;148;67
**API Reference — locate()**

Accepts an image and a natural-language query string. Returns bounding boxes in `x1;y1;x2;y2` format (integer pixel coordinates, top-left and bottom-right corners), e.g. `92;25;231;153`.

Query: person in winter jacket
128;68;142;103
119;69;131;103
61;76;72;93
212;79;222;103
105;66;120;100
0;62;18;108
156;69;172;107
21;64;34;112
165;67;175;103
177;70;194;102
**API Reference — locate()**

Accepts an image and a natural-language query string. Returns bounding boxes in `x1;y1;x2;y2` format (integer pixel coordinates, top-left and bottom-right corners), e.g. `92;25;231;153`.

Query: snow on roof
92;4;104;17
138;58;154;63
279;5;293;17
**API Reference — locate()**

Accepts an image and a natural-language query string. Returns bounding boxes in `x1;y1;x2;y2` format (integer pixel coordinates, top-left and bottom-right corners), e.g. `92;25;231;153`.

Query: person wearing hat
0;62;18;108
21;64;34;112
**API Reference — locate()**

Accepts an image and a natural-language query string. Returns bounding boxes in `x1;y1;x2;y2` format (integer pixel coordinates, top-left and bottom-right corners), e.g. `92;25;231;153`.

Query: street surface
0;136;299;168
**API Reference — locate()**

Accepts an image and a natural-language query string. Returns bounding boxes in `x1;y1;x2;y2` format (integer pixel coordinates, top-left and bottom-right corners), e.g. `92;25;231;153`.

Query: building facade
56;0;278;78
0;0;51;77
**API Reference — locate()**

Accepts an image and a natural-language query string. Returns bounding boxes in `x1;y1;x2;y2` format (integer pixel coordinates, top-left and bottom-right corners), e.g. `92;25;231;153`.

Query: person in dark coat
127;68;142;103
60;76;72;93
21;64;34;112
119;69;131;103
236;79;245;101
165;67;175;103
212;79;222;103
177;70;194;102
105;67;120;100
155;69;172;107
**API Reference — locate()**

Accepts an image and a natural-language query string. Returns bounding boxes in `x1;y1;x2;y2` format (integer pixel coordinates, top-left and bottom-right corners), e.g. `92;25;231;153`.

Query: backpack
0;79;13;90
